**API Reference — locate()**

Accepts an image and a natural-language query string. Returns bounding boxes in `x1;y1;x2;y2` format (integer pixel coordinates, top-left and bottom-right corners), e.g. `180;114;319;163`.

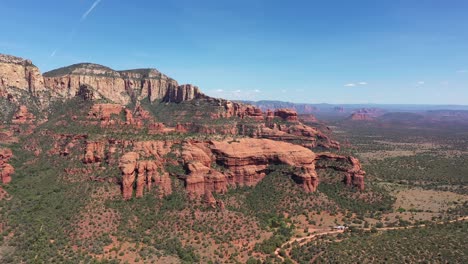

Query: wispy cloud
456;69;468;73
50;49;57;57
416;81;425;87
81;0;102;21
345;81;368;87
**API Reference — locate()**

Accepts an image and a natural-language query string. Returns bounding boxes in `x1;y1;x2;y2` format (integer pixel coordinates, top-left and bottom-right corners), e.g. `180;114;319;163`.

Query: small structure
333;225;347;230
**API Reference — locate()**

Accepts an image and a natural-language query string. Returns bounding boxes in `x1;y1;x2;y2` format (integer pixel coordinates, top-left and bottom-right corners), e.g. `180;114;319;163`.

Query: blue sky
1;0;467;104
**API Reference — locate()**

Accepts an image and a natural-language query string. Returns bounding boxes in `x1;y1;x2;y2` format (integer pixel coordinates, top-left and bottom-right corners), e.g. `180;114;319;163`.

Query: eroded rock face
218;100;264;120
349;108;384;121
1;53;206;106
184;162;227;197
0;148;14;184
12;105;35;124
83;141;105;164
88;104;124;121
209;138;319;192
43;64;205;105
119;152;139;200
118;153;172;199
0;54;44;95
274;109;299;122
316;153;365;190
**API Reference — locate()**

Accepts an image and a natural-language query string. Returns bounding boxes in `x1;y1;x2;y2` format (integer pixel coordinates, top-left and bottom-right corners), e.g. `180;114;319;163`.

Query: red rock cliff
0;148;14;184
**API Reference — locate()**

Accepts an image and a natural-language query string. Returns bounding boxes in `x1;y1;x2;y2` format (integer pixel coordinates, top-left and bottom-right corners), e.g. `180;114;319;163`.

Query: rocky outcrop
0;54;44;95
1;53;206;105
119;152;139;200
209;138;319;192
315;153;365;190
43;63;205;105
12;105;35;124
349;112;375;121
0;148;14;184
83;141;105;164
274;109;299;122
349;108;384;121
118;152;171;199
88;104;124;121
184;162;227;197
215;100;264;120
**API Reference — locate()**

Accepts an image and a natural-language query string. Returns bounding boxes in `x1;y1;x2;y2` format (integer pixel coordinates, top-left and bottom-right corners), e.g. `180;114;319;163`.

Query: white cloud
416;81;425;86
215;89;223;92
358;82;368;85
253;89;260;93
81;0;102;21
456;69;468;73
344;83;356;87
50;49;57;57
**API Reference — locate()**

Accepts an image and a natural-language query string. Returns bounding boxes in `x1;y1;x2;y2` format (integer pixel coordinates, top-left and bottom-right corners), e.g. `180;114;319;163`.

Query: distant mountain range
239;100;468;114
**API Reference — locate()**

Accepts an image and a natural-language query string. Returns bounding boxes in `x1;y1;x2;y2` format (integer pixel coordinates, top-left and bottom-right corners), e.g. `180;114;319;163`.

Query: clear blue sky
1;0;467;104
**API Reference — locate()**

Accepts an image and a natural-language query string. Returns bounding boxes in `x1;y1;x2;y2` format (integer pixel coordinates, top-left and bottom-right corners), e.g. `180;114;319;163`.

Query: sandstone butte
348;108;385;121
0;53;366;203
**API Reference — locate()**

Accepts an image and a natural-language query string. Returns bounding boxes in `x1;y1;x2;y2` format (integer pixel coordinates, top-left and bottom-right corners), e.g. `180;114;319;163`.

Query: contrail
50;0;103;58
81;0;102;21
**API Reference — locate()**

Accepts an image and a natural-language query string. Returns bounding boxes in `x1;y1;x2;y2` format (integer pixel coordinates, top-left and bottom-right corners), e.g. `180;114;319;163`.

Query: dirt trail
274;216;468;263
274;229;343;262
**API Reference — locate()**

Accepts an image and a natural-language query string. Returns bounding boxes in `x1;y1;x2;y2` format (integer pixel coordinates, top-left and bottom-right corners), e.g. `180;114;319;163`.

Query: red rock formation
184;161;228;197
136;160;160;198
265;109;275;122
349;112;375;121
12;105;35;124
119;152;139;200
0;148;14;184
204;189;217;208
315;153;365;190
219;100;264;120
209;138;319;192
0;54;44;95
83;141;105;164
274;109;299;122
118;145;173;199
88;104;124;121
348;108;384;121
42;64;206;105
